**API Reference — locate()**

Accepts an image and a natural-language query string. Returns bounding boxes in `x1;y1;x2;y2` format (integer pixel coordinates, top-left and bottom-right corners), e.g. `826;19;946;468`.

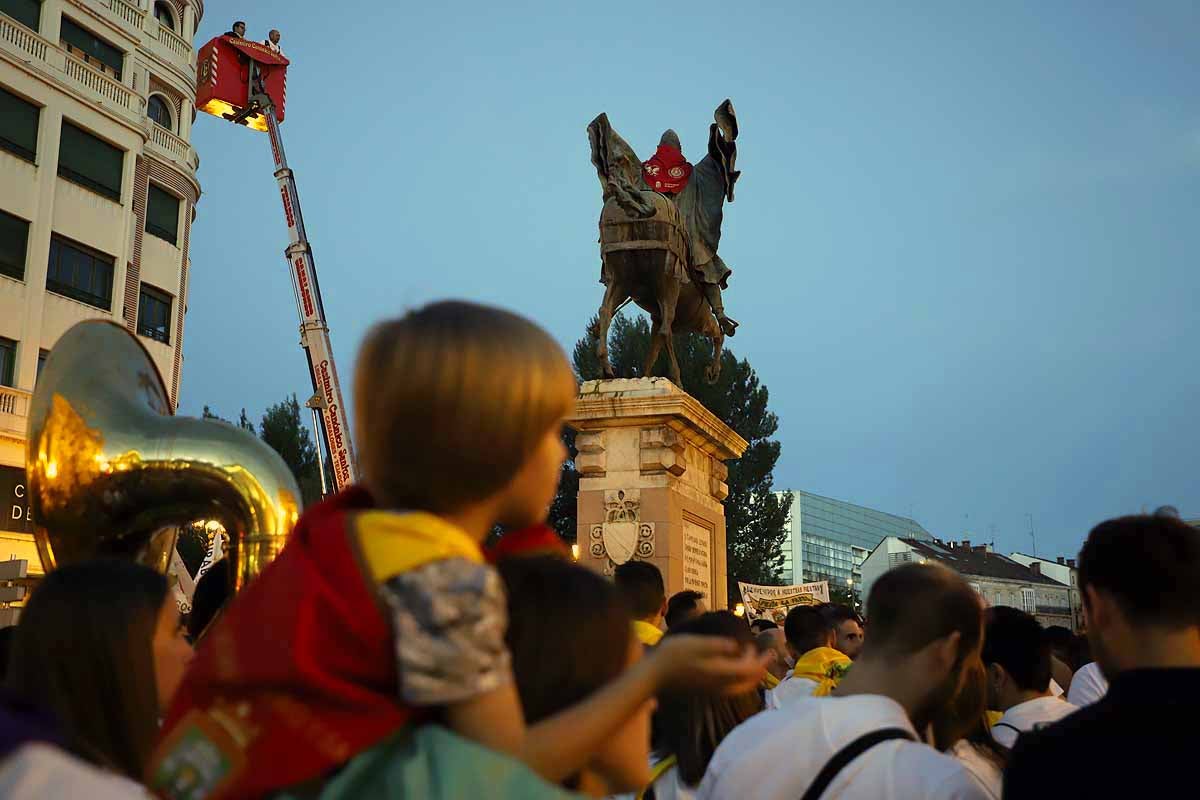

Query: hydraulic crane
196;37;356;495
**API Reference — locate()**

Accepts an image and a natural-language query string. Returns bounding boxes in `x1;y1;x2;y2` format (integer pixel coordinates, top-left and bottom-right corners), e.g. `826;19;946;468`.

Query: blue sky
183;1;1200;560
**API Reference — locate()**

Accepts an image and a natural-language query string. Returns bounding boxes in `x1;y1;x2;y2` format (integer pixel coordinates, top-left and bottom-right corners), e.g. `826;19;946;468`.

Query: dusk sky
182;1;1200;561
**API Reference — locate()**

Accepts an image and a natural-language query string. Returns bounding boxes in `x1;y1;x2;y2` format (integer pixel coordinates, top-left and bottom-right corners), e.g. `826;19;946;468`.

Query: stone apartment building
861;536;1074;630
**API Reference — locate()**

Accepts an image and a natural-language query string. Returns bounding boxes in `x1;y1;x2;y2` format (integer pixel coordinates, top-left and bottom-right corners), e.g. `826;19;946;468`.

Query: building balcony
0;386;31;442
145;118;197;172
100;0;145;32
89;0;195;72
1;13;145;123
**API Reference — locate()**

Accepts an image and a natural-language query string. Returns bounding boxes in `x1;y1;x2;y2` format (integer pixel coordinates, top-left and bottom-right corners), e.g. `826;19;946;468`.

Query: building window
0;86;39;163
47;234;113;310
0;0;41;32
35;348;48;383
1021;588;1036;614
146;185;179;244
137;284;172;344
58;121;123;202
147;94;174;131
153;2;174;31
0;208;29;281
59;16;123;81
0;338;14;387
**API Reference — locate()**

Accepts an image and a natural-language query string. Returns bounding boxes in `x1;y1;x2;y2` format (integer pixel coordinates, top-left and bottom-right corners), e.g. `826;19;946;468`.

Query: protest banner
738;580;831;623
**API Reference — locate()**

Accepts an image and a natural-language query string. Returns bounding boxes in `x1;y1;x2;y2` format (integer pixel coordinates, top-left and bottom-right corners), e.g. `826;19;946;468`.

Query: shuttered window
0;208;29;281
0;86;39;163
146;184;179;244
58;121;123;201
0;0;41;32
47;234;113;309
59;17;123;80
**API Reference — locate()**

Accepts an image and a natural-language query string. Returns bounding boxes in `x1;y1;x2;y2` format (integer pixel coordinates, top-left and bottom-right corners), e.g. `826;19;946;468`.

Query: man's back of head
665;590;705;629
783;605;835;657
982;606;1052;708
1078;511;1200;675
862;562;984;665
613;560;666;623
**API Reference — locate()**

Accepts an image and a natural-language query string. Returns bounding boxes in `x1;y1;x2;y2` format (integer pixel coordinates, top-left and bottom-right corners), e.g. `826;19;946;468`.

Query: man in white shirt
982;606;1076;747
264;29;284;56
699;563;988;800
1066;661;1109;707
764;605;846;709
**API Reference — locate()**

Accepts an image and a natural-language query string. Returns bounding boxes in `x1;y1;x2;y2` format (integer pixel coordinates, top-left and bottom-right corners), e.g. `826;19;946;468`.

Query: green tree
566;313;792;604
259;394;323;508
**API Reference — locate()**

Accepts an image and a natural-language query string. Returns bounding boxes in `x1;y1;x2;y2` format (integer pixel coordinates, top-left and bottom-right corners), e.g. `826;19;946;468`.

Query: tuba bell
26;320;301;591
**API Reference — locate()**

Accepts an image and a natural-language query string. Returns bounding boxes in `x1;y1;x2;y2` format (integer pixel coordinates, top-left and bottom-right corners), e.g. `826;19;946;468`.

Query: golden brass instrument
26;320;300;591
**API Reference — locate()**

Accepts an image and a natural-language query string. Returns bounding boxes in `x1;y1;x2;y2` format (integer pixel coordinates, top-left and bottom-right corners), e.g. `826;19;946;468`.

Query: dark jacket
1005;668;1200;797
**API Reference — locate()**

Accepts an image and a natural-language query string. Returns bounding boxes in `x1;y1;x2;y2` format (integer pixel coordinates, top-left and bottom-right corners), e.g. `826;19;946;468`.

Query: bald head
660;129;681;150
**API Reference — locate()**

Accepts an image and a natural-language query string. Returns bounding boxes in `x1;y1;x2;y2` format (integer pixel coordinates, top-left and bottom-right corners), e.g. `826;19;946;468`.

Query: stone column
569;378;747;610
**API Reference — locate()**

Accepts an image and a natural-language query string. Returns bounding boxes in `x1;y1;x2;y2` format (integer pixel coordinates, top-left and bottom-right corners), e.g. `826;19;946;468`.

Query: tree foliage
258;394;323;508
560;313;792;603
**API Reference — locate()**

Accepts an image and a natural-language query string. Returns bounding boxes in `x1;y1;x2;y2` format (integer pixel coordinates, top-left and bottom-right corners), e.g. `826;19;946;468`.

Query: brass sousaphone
26;320;300;590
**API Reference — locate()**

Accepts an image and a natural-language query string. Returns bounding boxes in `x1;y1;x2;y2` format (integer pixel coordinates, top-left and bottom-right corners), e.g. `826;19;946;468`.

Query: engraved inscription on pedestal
681;516;713;600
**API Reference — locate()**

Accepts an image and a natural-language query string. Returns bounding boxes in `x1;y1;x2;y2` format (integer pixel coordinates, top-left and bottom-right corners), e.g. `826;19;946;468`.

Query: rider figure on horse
640;126;739;337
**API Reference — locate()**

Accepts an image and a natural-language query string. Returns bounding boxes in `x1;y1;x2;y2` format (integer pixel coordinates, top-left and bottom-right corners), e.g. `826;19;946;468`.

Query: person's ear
1083;585;1109;632
986;661;1006;692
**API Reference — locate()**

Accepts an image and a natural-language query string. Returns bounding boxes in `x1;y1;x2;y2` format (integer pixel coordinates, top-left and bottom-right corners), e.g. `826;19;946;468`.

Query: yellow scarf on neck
761;671;782;691
791;647;853;697
633;620;663;646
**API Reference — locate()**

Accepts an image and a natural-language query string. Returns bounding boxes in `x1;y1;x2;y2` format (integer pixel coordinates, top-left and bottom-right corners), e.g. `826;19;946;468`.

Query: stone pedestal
568;378;747;610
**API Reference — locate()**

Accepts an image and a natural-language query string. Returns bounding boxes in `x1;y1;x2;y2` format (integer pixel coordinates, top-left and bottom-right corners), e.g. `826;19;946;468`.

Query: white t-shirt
1066;662;1109;707
764;669;820;710
697;697;987;800
990;695;1077;747
0;744;149;799
950;741;1002;800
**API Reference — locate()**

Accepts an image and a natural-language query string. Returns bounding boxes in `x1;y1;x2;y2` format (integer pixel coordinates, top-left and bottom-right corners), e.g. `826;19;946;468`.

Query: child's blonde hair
354;300;577;513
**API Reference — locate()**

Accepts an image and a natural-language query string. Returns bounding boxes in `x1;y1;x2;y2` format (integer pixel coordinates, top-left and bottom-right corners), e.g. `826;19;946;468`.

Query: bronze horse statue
587;101;741;386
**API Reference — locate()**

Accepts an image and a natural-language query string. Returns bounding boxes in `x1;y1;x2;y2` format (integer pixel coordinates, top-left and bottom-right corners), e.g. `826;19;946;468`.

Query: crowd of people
0;299;1195;798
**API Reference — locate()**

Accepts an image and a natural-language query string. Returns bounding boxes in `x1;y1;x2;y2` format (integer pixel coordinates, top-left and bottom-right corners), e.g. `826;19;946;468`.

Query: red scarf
149;488;411;799
486;525;569;563
642;145;693;193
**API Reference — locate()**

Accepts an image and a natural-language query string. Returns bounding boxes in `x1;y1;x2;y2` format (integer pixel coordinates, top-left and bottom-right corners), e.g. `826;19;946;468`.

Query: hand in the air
648;634;767;696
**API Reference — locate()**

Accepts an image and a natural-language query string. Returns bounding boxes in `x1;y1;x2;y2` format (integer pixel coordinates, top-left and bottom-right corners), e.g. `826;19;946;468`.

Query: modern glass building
776;490;934;602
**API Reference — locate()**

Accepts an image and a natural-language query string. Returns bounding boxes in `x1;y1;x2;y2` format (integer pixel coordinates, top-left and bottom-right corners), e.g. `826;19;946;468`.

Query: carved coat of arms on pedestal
590;489;655;575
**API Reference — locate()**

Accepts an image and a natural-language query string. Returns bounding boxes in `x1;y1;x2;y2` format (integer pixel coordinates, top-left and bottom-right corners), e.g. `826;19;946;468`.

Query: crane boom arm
245;71;357;492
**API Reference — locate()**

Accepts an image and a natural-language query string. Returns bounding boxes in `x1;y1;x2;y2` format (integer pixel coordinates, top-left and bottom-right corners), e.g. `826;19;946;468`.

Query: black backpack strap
800;727;915;800
993;722;1021;734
